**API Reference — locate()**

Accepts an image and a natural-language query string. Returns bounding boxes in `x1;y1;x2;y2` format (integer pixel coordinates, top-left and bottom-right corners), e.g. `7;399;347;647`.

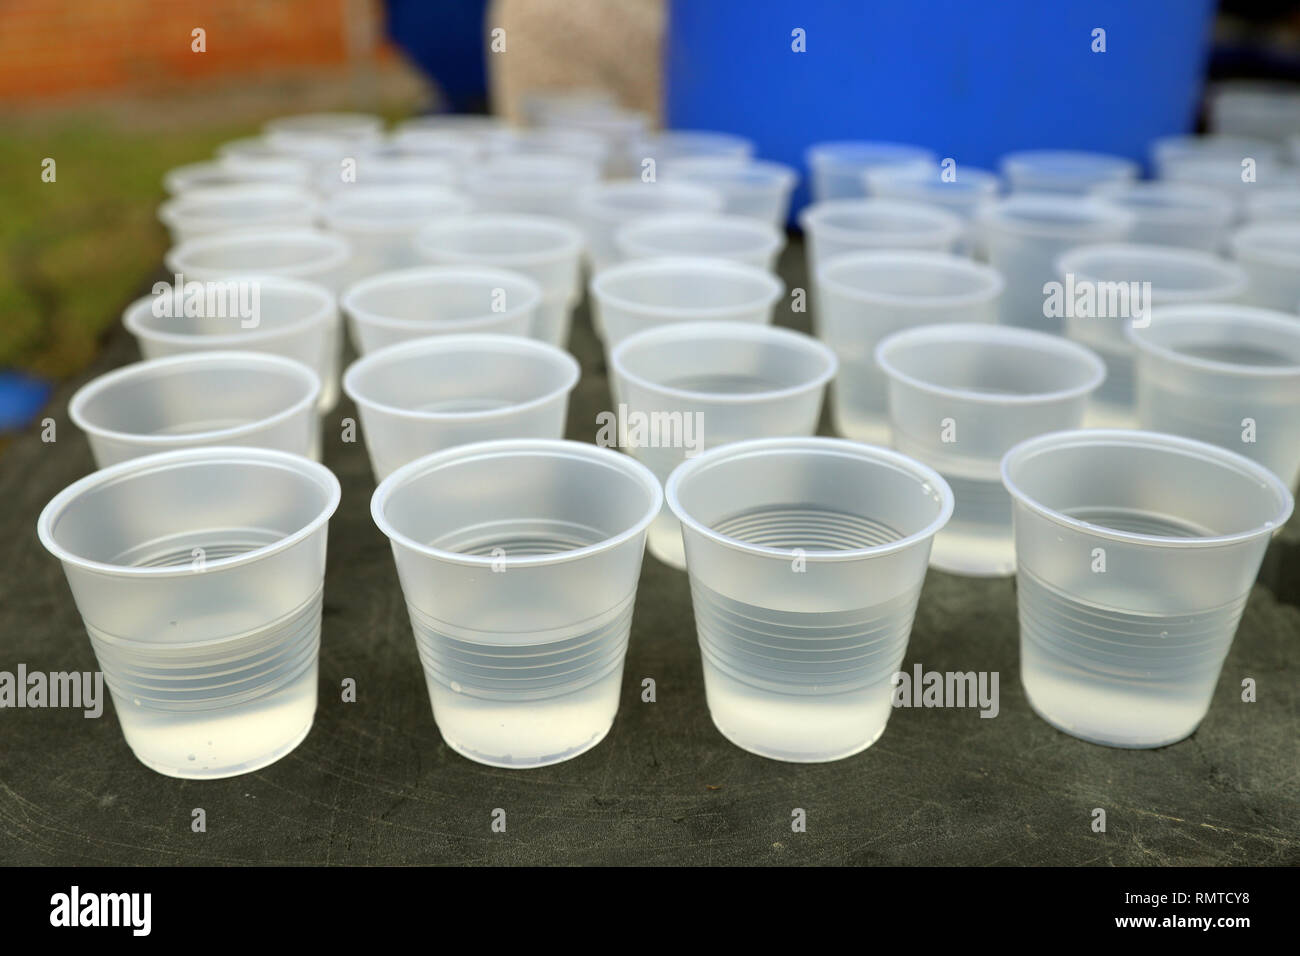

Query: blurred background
0;0;1297;432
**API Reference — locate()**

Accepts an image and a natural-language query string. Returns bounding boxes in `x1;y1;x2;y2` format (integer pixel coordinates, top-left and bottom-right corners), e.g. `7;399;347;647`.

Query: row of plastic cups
38;422;1291;774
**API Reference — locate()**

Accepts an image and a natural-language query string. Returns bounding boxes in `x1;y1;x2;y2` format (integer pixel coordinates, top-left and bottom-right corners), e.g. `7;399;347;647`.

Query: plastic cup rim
341;266;543;336
370;438;664;569
413;214;585;271
588;255;784;321
666;436;955;563
1054;242;1250;302
874;322;1106;406
122;274;335;347
1089;180;1237;224
166;228;352;281
1230;221;1300;267
343;333;580;422
37;445;341;579
999;428;1294;549
610;320;838;405
322;185;473;233
1124;304;1300;378
799;198;965;246
976;194;1136;237
815;249;1005;309
614;213;785;261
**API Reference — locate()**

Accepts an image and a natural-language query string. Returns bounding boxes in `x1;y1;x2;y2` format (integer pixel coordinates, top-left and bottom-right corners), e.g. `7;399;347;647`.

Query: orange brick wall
0;0;361;101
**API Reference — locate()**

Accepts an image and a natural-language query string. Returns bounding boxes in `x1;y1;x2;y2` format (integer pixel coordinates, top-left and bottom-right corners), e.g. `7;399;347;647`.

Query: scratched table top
3;237;1297;866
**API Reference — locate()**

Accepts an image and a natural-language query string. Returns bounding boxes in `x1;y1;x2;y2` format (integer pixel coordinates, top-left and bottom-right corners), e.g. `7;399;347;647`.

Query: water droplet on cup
450;681;463;694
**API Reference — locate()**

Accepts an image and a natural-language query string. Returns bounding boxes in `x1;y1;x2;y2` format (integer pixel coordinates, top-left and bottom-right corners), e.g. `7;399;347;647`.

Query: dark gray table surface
3;238;1297;866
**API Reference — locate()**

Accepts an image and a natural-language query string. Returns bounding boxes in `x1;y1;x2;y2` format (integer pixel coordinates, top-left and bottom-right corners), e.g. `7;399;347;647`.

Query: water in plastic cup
976;194;1134;333
158;184;318;246
123;275;340;413
663;158;799;227
70;351;321;468
344;334;579;481
1089;181;1236;254
414;214;585;347
576;179;725;271
341;266;541;354
371;439;661;768
1055;243;1247;427
609;322;836;569
876;324;1104;576
37;447;341;778
666;437;953;762
800;199;964;275
1001;429;1292;748
613;213;786;270
863;163;1001;256
462;153;603;225
588;256;783;349
321;184;472;288
1000;149;1138;195
1128;304;1300;490
814;250;1004;445
1230;222;1300;311
805;141;935;202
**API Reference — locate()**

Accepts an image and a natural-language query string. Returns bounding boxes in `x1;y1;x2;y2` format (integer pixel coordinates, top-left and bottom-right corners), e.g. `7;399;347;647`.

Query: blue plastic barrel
664;0;1217;219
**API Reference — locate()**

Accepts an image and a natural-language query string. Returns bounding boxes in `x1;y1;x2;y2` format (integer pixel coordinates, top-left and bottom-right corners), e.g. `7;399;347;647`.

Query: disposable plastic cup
163;158;310;196
1230;222;1300;311
666;437;953;762
875;324;1105;576
521;88;618;127
1056;243;1248;427
123;275;340;413
462;153;602;224
264;111;384;146
69;351;321;467
799;199;964;276
863;163;1001;255
589;256;783;349
805;141;935;202
613;213;786;270
217;152;313;188
610;322;837;568
1243;187;1300;224
1089;181;1236;253
386;128;484;170
37;446;342;778
414;214;584;347
341;266;541;354
536;107;650;176
814;250;1005;444
314;155;458;194
661;158;799;226
1001;429;1293;748
1000;149;1138;195
158;184;319;245
576;180;725;271
976;194;1134;333
1150;133;1281;179
344;334;580;481
1127;304;1300;490
485;126;611;168
165;229;351;409
371;438;661;768
629;130;755;167
322;184;473;288
1208;82;1300;144
396;113;508;139
1159;152;1298;209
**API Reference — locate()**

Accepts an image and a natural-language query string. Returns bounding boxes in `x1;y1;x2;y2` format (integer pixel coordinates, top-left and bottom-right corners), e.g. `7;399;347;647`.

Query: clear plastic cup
799;199;964;275
666;437;953;762
462;153;602;224
805;141;935;202
484;126;611;168
1208;82;1300;144
875;324;1105;576
521;88;618;127
630;130;755;168
321;184;473;287
609;322;837;569
976;194;1134;333
1159;151;1298;210
314;154;459;194
163;157;310;196
536;107;650;176
37;446;342;778
814;250;1005;444
588;256;783;348
613;213;786;270
122;275;340;413
343;334;579;481
661;158;798;226
576;179;725;271
385;128;484;171
371;438;661;768
863;163;1001;255
158;184;319;245
341;265;541;354
1149;133;1281;179
1242;187;1300;224
1000;149;1138;195
396;113;508;139
413;214;585;347
1056;243;1248;427
1001;429;1293;748
1230;222;1300;311
217;151;314;187
1089;180;1236;253
1127;304;1300;490
69;351;321;467
264;111;384;145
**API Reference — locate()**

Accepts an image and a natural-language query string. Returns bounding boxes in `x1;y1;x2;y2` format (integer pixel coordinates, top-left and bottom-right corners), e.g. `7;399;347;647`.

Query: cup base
708;709;886;763
440;719;614;769
1023;682;1201;750
130;717;314;779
